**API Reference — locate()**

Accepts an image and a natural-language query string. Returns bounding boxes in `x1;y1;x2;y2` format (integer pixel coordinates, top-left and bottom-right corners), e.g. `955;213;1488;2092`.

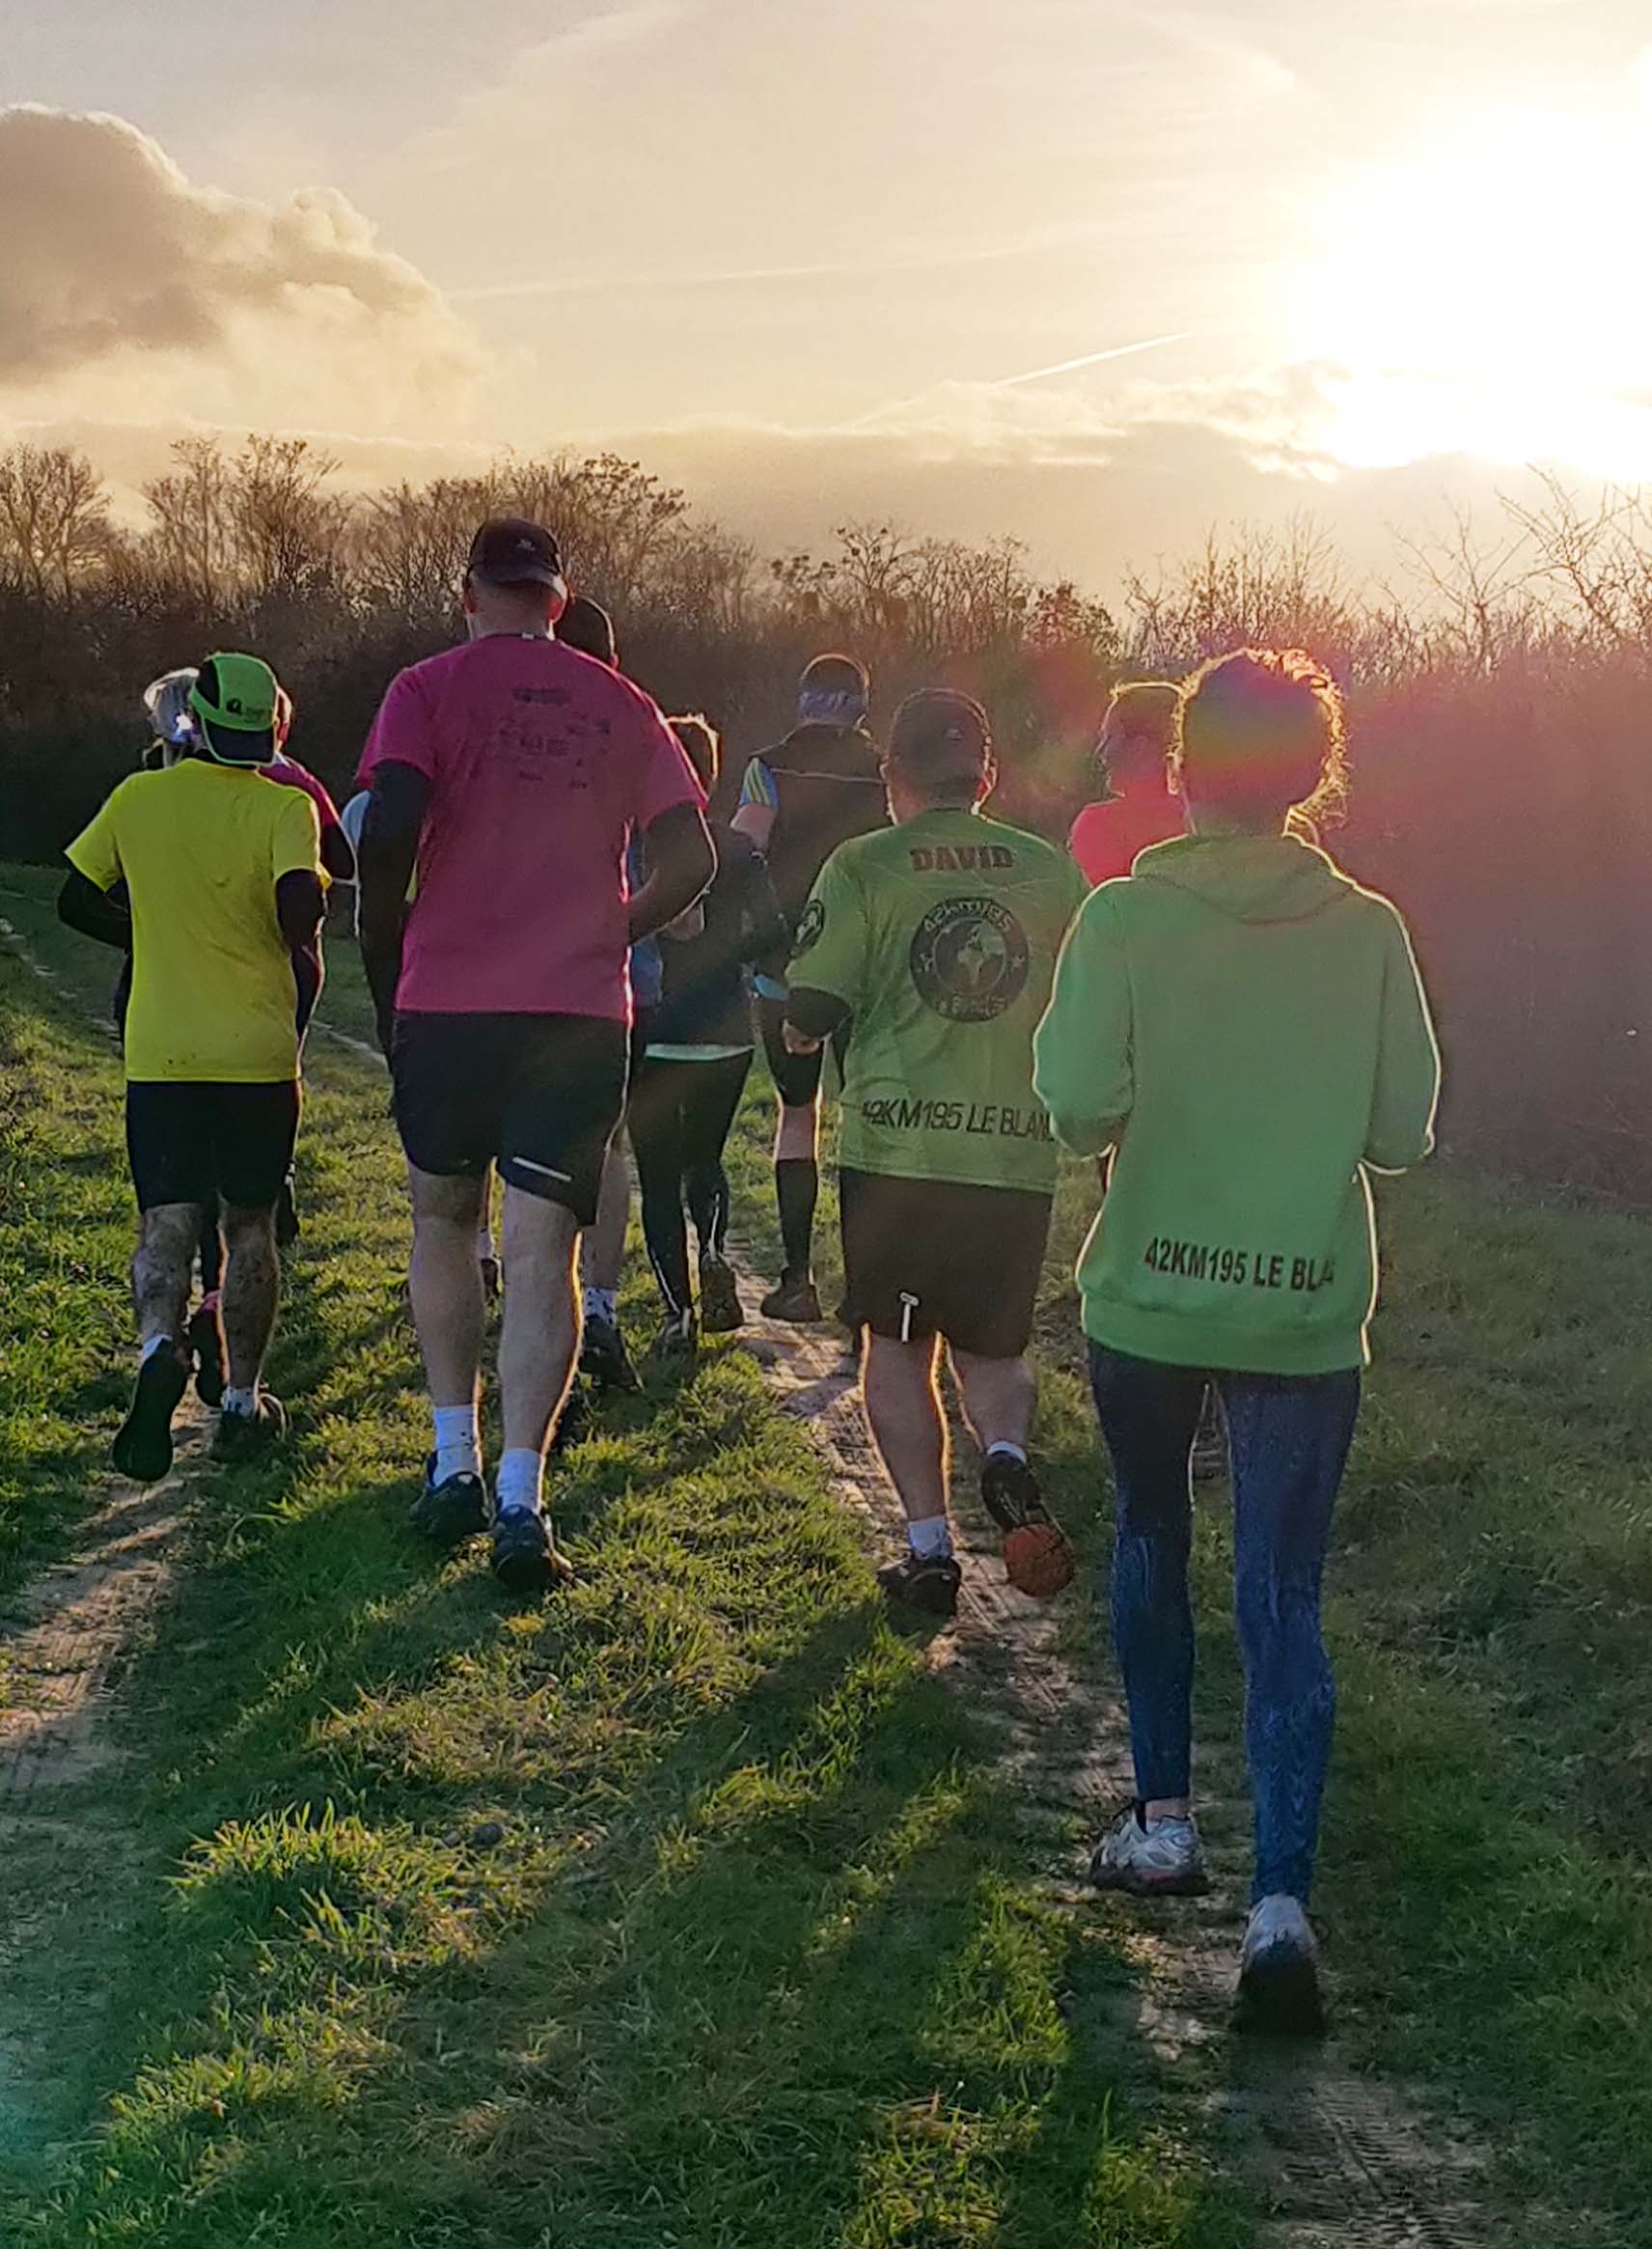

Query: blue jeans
1088;1345;1361;1903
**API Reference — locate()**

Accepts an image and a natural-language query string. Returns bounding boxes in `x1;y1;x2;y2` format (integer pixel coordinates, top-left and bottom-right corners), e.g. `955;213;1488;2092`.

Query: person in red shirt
263;692;355;884
1067;680;1185;887
354;518;712;1596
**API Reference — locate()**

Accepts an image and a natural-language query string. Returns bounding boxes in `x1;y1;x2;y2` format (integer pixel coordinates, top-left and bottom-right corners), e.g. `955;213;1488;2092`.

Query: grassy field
0;874;1247;2249
2;864;1651;2242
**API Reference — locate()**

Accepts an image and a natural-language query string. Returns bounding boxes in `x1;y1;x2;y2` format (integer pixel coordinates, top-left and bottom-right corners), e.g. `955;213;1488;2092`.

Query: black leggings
629;1050;753;1316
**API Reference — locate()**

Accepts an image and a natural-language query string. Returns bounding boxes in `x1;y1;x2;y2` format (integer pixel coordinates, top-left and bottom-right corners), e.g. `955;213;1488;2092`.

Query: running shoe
186;1298;226;1409
581;1312;640;1393
979;1453;1076;1598
698;1254;743;1333
1089;1805;1208;1897
1237;1895;1327;2036
410;1459;488;1546
876;1550;962;1619
111;1345;190;1485
491;1508;576;1597
649;1310;698;1366
211;1392;289;1464
759;1273;824;1323
276;1174;300;1247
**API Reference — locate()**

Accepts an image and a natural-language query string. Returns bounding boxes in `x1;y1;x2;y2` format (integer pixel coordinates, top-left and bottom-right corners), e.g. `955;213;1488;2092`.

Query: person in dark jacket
730;652;884;1321
631;715;789;1359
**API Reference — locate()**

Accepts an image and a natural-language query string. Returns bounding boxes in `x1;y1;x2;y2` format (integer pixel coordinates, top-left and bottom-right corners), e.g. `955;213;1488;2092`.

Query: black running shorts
839;1167;1054;1360
391;1013;628;1223
125;1080;301;1214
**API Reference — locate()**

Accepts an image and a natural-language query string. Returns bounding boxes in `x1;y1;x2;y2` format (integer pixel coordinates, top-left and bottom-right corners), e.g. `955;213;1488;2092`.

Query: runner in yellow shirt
60;652;325;1482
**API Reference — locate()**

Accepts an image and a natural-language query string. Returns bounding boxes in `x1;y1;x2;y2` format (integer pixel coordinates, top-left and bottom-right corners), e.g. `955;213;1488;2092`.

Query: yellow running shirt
67;761;321;1083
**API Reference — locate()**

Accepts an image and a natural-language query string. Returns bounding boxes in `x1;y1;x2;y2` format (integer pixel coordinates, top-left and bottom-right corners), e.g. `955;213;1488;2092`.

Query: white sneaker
1088;1806;1207;1896
1237;1894;1326;2036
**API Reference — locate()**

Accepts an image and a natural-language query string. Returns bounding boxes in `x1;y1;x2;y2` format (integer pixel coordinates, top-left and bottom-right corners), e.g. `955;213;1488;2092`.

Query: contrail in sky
840;328;1200;432
988;332;1194;388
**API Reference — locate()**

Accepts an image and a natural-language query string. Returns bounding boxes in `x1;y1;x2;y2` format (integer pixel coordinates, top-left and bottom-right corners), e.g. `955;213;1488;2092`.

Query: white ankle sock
222;1385;259;1418
584;1286;618;1324
906;1514;953;1560
432;1404;482;1484
496;1448;544;1519
986;1441;1028;1466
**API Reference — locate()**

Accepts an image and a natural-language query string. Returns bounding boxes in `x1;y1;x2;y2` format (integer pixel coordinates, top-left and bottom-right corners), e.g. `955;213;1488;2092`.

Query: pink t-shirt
1067;791;1186;887
356;633;704;1019
263;756;343;833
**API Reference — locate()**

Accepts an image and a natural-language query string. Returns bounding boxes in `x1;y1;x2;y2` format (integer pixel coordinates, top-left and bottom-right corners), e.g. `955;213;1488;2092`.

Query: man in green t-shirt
784;690;1087;1619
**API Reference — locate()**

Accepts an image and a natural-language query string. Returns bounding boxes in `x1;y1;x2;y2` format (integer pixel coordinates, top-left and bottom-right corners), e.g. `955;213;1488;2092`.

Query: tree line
3;434;1649;1195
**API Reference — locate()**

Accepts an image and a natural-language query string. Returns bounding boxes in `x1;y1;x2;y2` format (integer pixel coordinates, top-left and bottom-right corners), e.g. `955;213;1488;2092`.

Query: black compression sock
775;1158;818;1280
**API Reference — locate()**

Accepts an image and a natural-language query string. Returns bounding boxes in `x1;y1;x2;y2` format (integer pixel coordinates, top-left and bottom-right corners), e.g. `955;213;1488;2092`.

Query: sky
3;0;1651;592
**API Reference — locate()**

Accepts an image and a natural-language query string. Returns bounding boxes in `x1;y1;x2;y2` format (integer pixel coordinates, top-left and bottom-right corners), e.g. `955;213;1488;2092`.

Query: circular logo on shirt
791;897;826;958
909;896;1031;1021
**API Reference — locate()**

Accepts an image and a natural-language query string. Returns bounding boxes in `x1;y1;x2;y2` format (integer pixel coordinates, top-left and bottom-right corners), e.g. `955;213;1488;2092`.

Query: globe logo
910;897;1031;1021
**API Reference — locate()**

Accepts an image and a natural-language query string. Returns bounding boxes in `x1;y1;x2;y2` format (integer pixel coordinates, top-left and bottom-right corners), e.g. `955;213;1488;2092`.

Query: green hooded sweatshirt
1032;833;1440;1374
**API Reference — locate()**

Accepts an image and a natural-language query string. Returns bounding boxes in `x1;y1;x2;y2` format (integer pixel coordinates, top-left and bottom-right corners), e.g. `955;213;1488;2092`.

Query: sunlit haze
4;0;1651;584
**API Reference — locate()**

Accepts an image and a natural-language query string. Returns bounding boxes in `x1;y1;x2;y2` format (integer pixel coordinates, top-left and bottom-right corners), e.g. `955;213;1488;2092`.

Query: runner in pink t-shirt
1067;680;1185;886
354;516;713;1597
358;632;698;1017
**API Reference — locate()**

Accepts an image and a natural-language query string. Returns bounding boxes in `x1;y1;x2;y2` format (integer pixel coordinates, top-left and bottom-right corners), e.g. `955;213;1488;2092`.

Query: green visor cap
189;652;280;764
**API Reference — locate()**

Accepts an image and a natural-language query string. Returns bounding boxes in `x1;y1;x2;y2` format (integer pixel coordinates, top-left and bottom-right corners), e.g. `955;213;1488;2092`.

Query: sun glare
1291;97;1652;476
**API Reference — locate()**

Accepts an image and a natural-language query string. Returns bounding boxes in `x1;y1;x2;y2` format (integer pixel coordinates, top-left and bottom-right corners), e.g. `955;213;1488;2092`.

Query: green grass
0;884;1248;2248
7;861;1652;2238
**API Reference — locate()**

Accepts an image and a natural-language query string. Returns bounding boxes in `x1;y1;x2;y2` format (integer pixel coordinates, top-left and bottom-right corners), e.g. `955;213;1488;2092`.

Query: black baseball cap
886;689;992;789
467;516;565;591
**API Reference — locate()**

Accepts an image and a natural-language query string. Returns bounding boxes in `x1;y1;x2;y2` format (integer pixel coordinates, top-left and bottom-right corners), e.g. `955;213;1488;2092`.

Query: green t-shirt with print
789;806;1087;1193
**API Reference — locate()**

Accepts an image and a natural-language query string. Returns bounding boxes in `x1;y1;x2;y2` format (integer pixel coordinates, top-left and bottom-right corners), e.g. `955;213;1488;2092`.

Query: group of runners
56;513;1440;2034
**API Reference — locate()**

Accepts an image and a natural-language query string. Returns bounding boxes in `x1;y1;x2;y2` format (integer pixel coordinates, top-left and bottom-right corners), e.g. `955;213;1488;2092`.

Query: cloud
0;105;483;436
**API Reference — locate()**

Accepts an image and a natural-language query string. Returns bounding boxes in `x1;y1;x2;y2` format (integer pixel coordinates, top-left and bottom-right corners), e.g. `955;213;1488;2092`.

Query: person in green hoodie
785;689;1088;1621
1032;647;1440;2036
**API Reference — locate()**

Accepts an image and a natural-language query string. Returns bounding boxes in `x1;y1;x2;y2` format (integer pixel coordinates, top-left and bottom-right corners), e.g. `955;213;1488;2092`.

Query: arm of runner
1032;885;1133;1154
269;788;325;1035
317;816;355;883
782;847;866;1054
783;988;849;1054
730;756;777;854
736;834;791;985
628;802;714;943
277;871;325;952
1364;904;1442;1173
356;761;430;1054
279;870;325;1033
59;787;132;951
56;866;131;951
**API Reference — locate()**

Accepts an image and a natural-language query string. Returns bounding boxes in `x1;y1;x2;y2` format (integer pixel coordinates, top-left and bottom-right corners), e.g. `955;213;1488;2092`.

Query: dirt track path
747;1296;1505;2249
